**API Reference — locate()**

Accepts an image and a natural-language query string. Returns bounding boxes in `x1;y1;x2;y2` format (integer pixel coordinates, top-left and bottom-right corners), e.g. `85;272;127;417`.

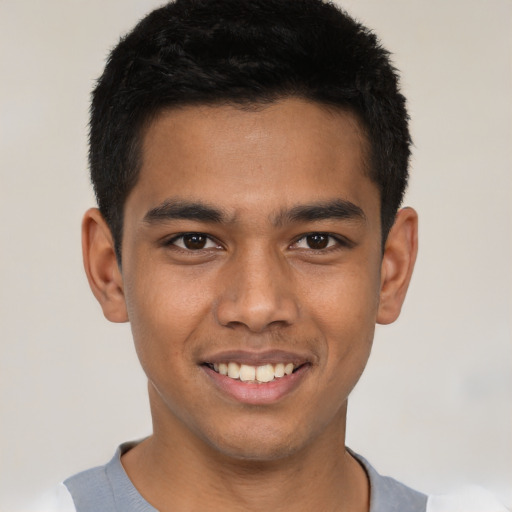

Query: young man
57;1;504;511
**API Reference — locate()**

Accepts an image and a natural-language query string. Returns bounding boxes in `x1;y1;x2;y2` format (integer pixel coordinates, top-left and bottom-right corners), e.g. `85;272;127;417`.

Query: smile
207;362;296;383
200;350;313;404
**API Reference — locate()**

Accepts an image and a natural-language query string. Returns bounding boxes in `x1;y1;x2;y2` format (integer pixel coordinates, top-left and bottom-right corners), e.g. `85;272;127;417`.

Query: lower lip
202;365;310;405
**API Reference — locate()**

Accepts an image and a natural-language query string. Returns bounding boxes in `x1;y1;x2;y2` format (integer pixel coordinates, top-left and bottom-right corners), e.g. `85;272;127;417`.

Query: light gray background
1;1;511;510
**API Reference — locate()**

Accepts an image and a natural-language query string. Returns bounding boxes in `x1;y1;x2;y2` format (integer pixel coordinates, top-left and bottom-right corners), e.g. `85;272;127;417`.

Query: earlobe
377;207;418;325
82;208;128;323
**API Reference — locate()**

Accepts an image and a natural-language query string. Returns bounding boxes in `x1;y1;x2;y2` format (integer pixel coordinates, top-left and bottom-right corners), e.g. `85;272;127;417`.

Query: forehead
128;98;378;225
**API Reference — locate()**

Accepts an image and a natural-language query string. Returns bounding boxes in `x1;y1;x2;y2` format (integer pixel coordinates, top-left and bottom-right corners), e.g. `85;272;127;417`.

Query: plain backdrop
1;1;511;510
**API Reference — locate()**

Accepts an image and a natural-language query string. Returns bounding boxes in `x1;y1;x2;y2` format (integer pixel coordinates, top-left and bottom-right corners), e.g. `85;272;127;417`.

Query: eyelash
291;233;351;252
164;232;351;253
165;232;222;252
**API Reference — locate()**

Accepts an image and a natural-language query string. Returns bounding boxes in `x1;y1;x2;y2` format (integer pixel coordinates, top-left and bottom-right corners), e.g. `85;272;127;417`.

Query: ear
82;208;128;323
377;207;418;325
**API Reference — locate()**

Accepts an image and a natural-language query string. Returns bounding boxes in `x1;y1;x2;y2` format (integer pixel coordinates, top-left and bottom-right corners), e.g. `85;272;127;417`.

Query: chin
214;440;299;463
202;422;308;463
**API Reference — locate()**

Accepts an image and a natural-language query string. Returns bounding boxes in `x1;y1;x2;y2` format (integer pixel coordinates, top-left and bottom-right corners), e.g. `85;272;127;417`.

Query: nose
214;246;300;333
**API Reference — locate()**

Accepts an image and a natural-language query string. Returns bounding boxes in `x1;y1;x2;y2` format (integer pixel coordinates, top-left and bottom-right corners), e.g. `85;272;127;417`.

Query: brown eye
182;234;208;250
292;232;350;252
169;233;219;251
305;234;329;249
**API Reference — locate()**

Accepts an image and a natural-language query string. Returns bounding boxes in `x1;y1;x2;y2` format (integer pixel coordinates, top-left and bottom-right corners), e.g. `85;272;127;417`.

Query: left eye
170;233;220;251
293;233;338;250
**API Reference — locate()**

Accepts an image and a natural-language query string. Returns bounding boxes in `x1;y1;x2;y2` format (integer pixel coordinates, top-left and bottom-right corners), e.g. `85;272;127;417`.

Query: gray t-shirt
64;441;427;512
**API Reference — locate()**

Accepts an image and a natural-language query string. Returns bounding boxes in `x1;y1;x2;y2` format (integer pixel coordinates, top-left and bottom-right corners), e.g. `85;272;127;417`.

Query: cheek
123;260;215;366
301;260;381;328
300;263;380;375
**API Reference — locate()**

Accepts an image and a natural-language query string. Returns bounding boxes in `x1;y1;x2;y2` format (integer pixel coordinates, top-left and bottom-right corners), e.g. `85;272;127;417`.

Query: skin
83;98;418;511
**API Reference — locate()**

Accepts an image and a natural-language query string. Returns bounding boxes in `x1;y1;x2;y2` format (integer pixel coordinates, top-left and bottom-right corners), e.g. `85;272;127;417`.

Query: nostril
223;319;292;334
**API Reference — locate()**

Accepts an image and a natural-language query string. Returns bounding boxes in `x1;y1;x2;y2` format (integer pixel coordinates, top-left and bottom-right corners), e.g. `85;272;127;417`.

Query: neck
122;388;369;512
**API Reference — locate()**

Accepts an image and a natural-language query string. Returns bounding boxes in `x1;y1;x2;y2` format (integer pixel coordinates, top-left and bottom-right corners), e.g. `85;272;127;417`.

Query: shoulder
62;441;156;512
426;486;509;512
64;463;117;511
352;451;507;512
32;482;77;512
351;451;428;512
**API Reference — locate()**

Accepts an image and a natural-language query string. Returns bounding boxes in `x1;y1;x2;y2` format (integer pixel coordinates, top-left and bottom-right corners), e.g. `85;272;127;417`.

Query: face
118;98;386;460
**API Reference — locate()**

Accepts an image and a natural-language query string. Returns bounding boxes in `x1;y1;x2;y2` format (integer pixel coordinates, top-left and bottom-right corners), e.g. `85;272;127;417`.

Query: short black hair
90;0;411;261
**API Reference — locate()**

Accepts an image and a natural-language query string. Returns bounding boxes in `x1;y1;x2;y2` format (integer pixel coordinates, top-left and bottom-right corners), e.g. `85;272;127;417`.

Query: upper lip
201;349;314;367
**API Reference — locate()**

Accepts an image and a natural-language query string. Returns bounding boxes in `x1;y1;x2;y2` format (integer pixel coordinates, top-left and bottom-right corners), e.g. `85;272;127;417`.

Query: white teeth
256;364;275;383
211;361;299;383
227;362;240;379
239;364;256;382
274;363;285;378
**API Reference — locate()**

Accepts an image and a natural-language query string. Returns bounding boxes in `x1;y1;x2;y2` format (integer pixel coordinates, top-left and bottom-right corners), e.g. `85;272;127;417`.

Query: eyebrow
274;199;366;226
142;198;366;227
143;199;226;224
